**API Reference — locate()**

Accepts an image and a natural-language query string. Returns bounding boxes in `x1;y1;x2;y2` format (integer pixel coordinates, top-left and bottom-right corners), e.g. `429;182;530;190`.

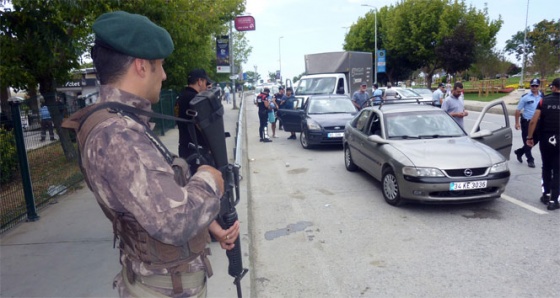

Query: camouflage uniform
82;85;222;297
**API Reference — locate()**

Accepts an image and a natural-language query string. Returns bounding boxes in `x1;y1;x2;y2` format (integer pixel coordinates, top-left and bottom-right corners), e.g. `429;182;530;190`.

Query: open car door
469;99;513;159
277;97;306;133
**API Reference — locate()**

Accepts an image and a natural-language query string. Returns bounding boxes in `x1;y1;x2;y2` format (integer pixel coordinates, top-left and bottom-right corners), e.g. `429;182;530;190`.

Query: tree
1;0;107;160
505;19;560;79
505;19;560;61
344;1;501;87
383;0;501;87
436;21;476;77
1;0;249;160
344;6;416;84
530;40;559;79
244;71;260;84
268;71;277;82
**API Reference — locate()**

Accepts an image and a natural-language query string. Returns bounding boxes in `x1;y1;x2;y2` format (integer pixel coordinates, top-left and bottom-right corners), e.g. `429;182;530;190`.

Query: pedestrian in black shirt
527;77;560;210
256;88;272;142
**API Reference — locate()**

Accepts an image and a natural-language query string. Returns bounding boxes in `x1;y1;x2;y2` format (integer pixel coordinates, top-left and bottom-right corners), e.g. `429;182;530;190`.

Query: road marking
501;194;548;215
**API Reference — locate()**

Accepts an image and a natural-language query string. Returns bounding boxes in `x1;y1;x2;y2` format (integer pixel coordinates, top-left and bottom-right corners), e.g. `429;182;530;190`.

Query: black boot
514;149;523;163
540;194;550;205
547;201;559;211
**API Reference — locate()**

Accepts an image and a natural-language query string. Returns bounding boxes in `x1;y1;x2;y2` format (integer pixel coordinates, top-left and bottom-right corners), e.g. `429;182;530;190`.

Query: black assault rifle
186;88;248;298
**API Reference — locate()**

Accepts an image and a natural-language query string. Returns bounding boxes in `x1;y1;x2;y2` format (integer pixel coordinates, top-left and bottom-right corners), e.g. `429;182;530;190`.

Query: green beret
93;11;174;59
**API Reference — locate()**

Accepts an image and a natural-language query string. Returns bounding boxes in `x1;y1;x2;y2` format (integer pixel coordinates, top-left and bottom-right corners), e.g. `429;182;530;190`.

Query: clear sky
241;0;555;82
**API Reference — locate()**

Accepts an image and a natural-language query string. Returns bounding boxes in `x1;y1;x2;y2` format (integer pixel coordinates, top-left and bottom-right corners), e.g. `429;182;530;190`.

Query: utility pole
519;0;530;90
361;4;377;84
230;21;238;109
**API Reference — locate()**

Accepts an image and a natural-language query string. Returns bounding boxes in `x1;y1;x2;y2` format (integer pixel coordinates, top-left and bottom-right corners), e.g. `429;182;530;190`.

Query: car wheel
300;130;312;149
344;145;358;171
382;167;403;206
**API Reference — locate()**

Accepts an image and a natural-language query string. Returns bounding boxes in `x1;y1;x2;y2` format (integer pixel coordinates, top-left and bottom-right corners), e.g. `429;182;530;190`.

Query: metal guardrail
234;91;245;166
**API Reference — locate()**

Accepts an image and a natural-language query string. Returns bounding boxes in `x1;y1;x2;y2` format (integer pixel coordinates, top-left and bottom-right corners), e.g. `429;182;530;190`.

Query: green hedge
0;128;17;184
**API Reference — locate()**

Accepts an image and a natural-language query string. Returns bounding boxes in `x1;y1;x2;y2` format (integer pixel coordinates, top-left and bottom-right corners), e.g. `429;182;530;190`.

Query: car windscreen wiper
388;135;420;139
418;134;457;139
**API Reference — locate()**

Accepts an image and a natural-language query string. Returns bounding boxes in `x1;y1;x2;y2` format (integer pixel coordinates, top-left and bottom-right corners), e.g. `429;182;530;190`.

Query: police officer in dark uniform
527;77;560;210
274;86;285;129
256;87;272;142
175;69;212;164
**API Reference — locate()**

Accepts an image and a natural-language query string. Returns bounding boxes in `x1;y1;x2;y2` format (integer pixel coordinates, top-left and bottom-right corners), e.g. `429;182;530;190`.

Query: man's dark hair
91;43;135;85
373;83;379;88
286;87;293;92
453;82;464;90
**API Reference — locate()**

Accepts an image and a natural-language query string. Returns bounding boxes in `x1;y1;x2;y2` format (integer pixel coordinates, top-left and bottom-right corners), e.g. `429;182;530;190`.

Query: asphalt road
244;97;560;297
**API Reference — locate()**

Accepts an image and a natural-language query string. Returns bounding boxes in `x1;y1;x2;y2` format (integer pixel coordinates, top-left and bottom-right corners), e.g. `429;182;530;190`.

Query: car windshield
308;98;356;114
385;110;465;139
296;77;336;95
410;88;432;95
397;89;421;97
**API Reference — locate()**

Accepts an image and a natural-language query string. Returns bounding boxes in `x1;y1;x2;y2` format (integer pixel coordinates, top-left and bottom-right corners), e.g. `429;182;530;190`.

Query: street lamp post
361;4;377;84
279;36;284;84
520;0;530;90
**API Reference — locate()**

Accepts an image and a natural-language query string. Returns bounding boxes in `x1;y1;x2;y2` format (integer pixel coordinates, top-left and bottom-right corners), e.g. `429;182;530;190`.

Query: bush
0;128;18;184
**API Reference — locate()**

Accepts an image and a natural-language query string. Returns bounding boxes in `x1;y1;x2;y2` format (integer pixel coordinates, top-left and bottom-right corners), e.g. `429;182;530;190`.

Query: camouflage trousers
114;265;207;297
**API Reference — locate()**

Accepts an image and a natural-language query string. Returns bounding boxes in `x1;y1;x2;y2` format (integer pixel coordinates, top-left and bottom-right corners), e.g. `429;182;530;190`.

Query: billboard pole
230;21;238;109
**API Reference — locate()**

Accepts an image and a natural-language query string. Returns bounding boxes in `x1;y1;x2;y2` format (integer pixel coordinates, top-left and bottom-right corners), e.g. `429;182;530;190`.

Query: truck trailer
293;51;373;98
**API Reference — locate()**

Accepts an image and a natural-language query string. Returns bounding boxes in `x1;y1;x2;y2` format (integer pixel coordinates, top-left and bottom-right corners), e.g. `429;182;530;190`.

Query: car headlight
306;119;322;131
489;161;508;173
403;166;445;177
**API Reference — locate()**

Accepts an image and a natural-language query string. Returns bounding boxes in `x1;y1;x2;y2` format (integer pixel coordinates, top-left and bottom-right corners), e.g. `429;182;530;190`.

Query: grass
463;92;507;102
1;141;83;230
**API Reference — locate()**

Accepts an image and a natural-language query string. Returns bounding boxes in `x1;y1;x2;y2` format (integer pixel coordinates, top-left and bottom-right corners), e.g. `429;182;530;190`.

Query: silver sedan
343;100;512;206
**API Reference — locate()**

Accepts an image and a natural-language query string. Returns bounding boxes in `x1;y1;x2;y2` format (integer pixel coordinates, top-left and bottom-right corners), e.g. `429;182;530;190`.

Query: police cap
550;78;560;89
530;78;541;86
93;11;174;60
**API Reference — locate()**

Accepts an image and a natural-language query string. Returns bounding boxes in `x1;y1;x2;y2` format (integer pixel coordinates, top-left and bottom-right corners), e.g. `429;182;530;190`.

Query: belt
121;269;207;298
138;270;205;290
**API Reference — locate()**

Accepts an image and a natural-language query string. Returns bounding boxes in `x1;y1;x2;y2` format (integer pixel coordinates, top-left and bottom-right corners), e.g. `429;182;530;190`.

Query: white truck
290;51;373;99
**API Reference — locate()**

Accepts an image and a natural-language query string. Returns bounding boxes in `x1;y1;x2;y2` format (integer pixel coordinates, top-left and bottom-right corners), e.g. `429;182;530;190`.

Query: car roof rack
374;98;425;110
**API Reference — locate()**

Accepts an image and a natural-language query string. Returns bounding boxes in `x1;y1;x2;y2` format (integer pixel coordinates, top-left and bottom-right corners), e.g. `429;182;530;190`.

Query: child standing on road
268;95;278;138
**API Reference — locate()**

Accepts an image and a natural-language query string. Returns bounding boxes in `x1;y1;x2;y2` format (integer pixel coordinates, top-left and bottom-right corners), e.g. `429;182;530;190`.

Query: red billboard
235;16;255;31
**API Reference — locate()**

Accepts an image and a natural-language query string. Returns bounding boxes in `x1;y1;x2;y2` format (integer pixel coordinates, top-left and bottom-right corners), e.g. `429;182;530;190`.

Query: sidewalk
0;98;250;297
463;89;522;115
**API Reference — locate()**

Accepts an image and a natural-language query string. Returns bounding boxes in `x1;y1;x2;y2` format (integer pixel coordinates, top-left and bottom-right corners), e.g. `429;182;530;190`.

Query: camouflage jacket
81;86;222;295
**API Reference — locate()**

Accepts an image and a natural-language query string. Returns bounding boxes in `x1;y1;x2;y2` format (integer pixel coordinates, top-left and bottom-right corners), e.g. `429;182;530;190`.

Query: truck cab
294;74;348;96
291;51;373;106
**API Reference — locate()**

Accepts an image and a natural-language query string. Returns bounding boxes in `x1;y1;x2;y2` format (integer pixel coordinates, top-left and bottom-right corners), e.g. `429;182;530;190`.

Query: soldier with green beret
76;11;240;297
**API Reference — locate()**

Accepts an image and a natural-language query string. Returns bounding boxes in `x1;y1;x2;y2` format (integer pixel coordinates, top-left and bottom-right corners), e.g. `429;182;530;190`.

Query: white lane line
501;194;548;215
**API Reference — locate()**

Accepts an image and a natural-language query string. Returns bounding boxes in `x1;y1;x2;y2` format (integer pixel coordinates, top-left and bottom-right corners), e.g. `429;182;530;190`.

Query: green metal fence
0;90;178;233
0;111;83;233
152;89;179;135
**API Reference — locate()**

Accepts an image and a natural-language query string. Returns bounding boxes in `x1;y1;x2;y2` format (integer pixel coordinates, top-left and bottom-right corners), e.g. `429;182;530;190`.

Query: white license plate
450;180;487;190
328;132;344;138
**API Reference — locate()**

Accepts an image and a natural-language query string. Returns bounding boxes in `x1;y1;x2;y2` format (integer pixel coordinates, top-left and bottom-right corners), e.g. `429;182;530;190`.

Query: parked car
277;95;357;149
407;88;433;102
343;99;512;206
378;87;432;104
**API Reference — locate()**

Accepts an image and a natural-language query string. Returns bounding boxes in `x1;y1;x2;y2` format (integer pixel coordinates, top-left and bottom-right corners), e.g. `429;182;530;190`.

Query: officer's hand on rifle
209;220;240;250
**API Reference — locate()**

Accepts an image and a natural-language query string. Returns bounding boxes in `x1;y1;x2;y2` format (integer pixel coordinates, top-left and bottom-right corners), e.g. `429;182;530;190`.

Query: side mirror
367;135;390;144
470;129;492;139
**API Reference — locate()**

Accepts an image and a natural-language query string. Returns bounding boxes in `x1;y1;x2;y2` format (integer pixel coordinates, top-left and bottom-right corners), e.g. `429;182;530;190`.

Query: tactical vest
62;103;212;294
